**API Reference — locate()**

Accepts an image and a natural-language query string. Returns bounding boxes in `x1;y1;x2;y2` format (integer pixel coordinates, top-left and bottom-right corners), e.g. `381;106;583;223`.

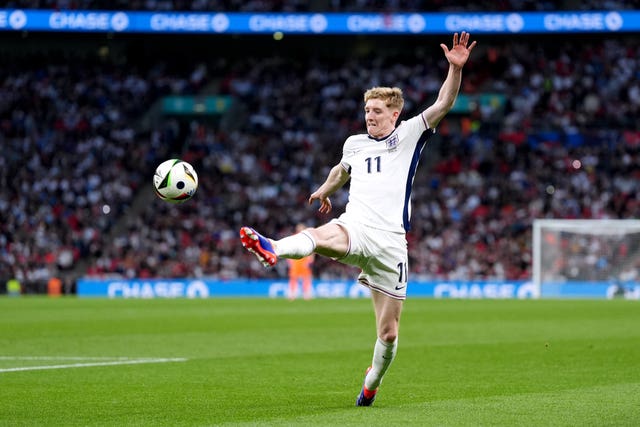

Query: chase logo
110;12;129;32
211;13;229;32
505;13;524;32
407;14;425;33
104;280;211;298
445;13;523;33
543;12;623;32
9;10;26;29
604;12;622;31
309;14;327;33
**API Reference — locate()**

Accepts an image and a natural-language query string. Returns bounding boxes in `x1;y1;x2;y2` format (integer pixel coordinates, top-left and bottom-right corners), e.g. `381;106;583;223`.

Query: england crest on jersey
386;134;399;152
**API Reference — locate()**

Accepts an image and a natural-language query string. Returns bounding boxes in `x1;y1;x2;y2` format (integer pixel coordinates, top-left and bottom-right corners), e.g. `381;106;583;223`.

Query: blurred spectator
6;277;22;296
287;223;315;300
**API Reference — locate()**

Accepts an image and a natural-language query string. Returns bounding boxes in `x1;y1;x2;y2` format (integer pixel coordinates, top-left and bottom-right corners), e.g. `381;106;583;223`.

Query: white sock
364;337;398;390
274;231;316;259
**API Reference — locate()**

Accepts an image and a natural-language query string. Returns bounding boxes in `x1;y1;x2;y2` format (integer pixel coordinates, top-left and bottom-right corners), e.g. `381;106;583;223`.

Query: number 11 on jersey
397;261;408;283
365;156;381;173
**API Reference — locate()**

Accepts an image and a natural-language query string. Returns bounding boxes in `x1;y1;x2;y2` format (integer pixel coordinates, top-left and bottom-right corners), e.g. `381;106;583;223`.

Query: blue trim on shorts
359;278;406;300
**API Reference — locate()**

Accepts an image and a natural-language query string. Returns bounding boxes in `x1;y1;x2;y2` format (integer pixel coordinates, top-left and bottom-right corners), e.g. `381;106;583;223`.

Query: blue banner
77;278;640;299
541;281;640;299
76;278;543;299
77;278;372;299
0;10;638;34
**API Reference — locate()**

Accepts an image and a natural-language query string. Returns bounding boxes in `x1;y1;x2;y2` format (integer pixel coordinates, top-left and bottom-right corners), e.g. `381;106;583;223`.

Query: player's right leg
239;227;278;267
289;276;298;300
357;290;402;406
302;275;312;300
356;366;377;406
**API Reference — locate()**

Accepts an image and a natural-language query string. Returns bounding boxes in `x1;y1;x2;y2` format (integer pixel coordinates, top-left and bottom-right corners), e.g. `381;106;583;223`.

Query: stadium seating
86;35;640;283
1;24;639;292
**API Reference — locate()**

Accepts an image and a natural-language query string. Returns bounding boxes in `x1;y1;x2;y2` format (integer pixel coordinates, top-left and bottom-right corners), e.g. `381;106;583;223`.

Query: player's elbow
424;102;453;128
437;96;456;115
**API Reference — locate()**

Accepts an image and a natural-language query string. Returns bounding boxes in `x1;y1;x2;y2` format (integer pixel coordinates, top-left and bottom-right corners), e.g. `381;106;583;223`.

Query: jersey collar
367;128;395;141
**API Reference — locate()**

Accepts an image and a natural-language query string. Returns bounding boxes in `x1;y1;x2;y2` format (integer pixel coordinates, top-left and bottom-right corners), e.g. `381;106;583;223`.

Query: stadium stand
86;34;639;283
0;19;638;291
0;40;218;292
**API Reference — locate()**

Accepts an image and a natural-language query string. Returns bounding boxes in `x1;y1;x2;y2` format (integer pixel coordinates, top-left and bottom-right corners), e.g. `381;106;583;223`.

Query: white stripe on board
0;357;187;373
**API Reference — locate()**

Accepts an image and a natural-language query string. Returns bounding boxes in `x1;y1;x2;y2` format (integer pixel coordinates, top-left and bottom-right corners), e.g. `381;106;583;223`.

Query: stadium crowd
0;55;214;291
86;35;640;282
1;32;639;291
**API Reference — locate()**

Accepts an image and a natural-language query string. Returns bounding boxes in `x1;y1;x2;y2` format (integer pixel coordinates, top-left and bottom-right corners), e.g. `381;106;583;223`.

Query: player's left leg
240;222;349;268
357;291;403;406
302;274;313;300
288;276;299;300
239;227;278;267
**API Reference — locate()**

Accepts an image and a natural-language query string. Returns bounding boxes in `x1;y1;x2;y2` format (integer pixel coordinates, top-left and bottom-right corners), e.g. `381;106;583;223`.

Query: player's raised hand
440;31;476;68
309;192;332;214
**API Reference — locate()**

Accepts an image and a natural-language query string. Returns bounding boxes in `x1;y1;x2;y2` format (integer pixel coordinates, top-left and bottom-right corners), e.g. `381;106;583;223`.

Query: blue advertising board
76;278;640;299
541;282;640;299
77;278;371;299
0;10;638;34
77;278;540;299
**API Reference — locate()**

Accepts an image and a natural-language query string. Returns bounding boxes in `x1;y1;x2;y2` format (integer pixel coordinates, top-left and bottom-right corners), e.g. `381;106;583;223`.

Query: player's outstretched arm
308;163;350;214
422;31;477;128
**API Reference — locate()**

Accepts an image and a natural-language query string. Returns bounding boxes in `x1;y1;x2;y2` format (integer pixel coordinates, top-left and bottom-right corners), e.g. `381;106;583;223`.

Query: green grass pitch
1;297;639;426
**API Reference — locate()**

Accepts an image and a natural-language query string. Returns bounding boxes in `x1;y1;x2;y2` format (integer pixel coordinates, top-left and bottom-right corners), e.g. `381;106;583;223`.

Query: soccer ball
153;159;198;203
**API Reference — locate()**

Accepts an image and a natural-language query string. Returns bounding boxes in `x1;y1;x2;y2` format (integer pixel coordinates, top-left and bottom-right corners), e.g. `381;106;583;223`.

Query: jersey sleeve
401;113;430;135
339;135;359;173
419;111;431;130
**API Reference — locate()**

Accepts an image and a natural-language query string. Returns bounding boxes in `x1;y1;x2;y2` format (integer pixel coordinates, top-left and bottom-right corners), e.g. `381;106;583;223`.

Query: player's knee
378;328;398;344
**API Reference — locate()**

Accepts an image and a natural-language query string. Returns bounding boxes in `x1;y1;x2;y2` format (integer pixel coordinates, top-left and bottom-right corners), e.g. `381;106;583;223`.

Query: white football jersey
340;113;435;233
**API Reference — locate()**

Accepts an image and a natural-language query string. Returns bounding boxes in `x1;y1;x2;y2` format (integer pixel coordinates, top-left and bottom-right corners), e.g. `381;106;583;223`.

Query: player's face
364;98;399;138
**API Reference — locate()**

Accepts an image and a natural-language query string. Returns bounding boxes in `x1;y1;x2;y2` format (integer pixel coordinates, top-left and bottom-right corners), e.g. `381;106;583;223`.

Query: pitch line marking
0;357;187;373
0;356;166;361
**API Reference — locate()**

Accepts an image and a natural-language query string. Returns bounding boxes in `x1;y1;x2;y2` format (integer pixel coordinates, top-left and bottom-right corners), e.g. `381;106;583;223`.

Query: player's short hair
364;87;404;112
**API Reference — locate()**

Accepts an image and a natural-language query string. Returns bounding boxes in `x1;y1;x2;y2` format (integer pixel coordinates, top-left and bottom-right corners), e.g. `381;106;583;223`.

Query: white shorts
331;215;409;300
